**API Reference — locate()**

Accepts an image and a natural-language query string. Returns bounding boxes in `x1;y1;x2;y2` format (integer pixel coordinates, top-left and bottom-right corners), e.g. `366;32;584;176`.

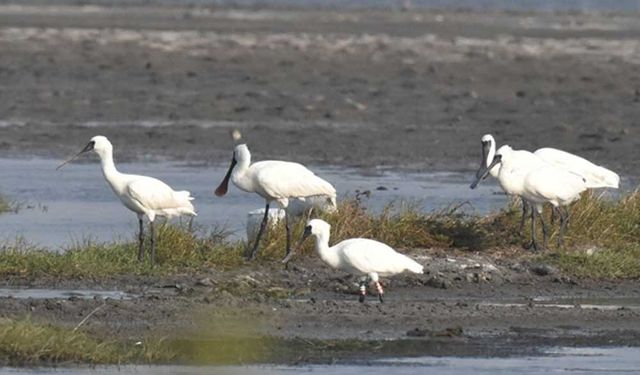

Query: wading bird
472;146;587;250
215;132;336;260
57;136;196;265
478;134;619;188
282;219;423;303
475;134;619;233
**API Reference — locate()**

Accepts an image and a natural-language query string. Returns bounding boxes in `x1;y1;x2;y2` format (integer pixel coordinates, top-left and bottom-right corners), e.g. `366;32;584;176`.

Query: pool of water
0;158;507;249
0;288;137;300
0;346;636;374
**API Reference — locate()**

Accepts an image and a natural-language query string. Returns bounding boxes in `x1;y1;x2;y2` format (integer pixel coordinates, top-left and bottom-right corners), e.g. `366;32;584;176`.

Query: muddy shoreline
1;252;639;364
0;5;639;174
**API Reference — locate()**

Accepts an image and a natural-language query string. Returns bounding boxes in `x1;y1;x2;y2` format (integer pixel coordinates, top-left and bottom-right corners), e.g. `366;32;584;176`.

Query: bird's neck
314;232;339;268
98;149;122;188
231;157;252;190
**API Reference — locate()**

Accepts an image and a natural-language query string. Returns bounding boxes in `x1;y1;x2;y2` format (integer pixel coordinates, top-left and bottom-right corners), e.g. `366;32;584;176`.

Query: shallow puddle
0;346;637;374
0;158;508;249
0;288;137;300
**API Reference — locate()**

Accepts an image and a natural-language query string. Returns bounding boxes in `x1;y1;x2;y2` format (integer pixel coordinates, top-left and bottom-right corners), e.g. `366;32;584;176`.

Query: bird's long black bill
476;140;492;179
214;156;237;196
470;155;501;189
281;225;312;265
56;142;94;170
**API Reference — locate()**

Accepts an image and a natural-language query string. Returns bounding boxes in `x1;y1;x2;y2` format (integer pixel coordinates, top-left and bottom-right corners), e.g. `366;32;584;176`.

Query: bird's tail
175;190;197;216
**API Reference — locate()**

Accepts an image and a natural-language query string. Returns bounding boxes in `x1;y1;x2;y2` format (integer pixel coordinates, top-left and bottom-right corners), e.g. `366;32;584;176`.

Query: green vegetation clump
0;317;174;365
538;191;640;279
0;192;636;279
0;225;245;279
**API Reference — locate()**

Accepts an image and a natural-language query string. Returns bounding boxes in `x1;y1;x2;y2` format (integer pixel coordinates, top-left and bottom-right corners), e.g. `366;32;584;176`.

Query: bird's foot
359;282;367;303
375;282;384;303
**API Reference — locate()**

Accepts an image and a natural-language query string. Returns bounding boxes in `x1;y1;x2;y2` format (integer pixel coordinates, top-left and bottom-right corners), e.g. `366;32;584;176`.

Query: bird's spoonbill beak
470;154;502;189
281;224;312;265
476;140;492;179
56;141;95;170
214;156;237;196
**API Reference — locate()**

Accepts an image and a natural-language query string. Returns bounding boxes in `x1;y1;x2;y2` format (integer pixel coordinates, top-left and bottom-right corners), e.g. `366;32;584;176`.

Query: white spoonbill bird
282;219;423;303
57;136;197;265
473;148;587;250
478;134;619;189
473;140;547;232
215;132;337;260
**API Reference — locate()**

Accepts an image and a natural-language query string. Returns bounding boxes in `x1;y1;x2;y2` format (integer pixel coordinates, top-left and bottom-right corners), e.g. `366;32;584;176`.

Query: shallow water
0;158;507;249
0;288;136;300
0;347;637;374
68;0;640;13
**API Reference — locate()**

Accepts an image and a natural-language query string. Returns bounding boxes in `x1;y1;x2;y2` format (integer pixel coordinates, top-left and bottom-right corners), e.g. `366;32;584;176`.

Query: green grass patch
0;316;464;365
0;224;245;279
534;191;640;279
0;192;637;279
0;317;175;365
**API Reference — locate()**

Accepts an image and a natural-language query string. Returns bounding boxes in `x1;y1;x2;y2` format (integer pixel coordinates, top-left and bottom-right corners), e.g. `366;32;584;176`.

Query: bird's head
56;135;112;170
282;219;331;266
470;144;505;190
214;132;250;197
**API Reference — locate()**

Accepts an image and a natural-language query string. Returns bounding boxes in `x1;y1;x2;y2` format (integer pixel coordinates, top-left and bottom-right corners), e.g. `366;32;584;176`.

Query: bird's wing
253;161;336;200
127;177;193;211
524;167;587;203
534;148;619;188
338;239;421;275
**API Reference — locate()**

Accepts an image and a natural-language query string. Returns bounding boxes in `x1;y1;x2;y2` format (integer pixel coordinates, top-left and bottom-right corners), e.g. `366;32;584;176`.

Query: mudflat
0;4;638;174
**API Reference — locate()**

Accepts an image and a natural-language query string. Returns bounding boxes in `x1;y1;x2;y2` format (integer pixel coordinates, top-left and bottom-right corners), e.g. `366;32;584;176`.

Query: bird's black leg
150;220;156;267
375;281;384;303
137;217;145;262
528;208;538;251
538;208;548;250
558;206;569;248
358;278;367;303
188;216;194;233
519;198;529;235
284;210;292;258
249;202;270;260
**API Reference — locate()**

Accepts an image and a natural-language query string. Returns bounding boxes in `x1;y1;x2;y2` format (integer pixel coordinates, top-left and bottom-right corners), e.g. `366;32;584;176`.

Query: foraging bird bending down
57;136;196;264
215;132;337;260
472;145;587;250
282;219;424;303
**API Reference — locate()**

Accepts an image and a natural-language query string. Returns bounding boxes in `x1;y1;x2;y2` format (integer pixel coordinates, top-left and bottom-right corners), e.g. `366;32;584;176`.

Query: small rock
196;278;215;287
376;186;388;191
530;263;557;276
435;326;463;337
425;276;448;289
406;328;429;337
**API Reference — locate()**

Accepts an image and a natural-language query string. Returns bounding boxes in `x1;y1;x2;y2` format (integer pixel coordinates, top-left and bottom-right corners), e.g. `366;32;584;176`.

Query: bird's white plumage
481;134;619;190
306;219;423;280
333;238;424;276
534;147;619;188
126;177;196;220
79;136;196;222
522;167;587;207
230;144;336;209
